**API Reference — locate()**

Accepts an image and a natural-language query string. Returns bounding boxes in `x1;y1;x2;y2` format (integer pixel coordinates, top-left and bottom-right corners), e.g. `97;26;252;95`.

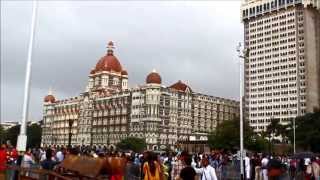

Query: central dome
95;55;122;72
94;41;123;73
146;69;161;84
44;95;55;103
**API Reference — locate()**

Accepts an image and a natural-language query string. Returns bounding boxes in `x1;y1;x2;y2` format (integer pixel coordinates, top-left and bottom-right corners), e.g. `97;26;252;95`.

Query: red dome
44;95;56;103
170;80;192;92
146;71;161;84
94;41;123;73
121;70;128;75
95;54;122;72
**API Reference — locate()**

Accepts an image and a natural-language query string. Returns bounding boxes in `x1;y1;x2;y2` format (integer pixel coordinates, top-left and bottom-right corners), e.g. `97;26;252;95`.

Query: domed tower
86;41;128;92
42;88;56;146
144;69;162;148
44;88;56;104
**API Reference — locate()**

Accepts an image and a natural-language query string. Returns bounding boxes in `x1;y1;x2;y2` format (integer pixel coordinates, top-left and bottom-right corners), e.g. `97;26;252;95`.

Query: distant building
241;0;320;132
0;122;19;130
0;121;41;131
41;42;239;150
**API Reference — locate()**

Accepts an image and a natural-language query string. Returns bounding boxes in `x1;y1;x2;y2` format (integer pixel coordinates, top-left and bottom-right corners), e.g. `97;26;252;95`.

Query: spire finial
107;41;114;55
152;68;156;73
48;87;53;95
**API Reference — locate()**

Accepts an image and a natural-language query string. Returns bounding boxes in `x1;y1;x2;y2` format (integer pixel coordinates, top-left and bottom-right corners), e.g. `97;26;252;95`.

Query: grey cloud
1;1;242;122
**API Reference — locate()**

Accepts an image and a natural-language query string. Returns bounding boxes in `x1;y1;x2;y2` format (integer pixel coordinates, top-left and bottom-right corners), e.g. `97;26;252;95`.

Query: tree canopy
27;124;42;148
294;110;320;152
264;118;289;143
0;125;6;144
116;137;146;152
1;123;42;148
208;118;268;152
5;125;20;146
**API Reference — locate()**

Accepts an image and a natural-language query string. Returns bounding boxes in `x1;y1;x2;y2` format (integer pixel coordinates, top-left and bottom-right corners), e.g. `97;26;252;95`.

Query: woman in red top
0;144;7;179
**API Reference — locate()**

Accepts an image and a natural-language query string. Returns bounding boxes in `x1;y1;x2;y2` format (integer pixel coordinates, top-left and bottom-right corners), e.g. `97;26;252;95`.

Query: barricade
5;165;72;180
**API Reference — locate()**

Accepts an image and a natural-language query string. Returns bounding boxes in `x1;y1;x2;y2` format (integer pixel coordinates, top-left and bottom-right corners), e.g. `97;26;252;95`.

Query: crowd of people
1;143;320;180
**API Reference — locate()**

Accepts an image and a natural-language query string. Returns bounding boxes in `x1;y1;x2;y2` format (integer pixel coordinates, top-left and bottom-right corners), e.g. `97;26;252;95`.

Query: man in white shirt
261;155;269;180
56;149;64;162
193;155;218;180
245;154;251;180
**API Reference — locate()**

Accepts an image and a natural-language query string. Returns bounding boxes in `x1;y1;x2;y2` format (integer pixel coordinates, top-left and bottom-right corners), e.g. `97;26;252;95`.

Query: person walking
0;144;7;180
55;148;64;162
143;152;162;180
289;158;297;180
40;148;58;170
193;155;218;180
172;151;188;180
244;154;251;180
305;161;313;180
311;157;320;180
21;148;36;178
252;154;262;180
267;157;283;180
261;155;269;180
6;144;18;180
180;155;196;180
21;148;35;169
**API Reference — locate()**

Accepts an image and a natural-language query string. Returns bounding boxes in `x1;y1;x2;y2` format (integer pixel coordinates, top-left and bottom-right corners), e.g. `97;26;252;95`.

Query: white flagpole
237;43;248;180
17;0;38;152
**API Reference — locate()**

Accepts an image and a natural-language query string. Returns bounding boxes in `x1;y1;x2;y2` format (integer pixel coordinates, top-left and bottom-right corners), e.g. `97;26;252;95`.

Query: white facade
241;0;320;132
41;42;240;150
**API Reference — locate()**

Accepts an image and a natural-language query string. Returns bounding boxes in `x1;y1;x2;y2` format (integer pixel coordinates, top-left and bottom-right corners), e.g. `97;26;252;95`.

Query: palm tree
266;118;288;153
267;118;280;140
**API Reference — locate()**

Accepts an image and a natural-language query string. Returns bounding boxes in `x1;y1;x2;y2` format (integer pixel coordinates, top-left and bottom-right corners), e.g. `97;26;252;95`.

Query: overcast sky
1;1;243;122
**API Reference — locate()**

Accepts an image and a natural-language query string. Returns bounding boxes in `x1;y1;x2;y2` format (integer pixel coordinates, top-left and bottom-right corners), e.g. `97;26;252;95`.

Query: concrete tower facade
241;0;320;132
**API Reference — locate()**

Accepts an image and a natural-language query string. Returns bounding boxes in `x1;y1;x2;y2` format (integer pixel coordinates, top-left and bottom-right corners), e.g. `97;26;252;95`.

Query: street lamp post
237;43;249;180
287;109;296;154
293;116;296;154
68;119;74;147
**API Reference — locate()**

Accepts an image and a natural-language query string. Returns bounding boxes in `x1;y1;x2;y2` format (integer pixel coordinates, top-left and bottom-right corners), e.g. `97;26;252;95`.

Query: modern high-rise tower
241;0;320;132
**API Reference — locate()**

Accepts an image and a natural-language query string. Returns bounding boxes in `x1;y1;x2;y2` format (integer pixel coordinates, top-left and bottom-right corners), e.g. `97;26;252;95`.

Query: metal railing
5;165;72;180
3;163;245;180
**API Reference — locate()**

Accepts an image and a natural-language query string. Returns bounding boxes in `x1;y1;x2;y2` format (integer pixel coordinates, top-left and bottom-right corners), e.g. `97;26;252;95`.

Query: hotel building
41;42;239;150
241;0;320;132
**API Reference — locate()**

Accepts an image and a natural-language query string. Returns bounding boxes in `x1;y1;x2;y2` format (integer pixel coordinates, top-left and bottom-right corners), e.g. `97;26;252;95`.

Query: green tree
5;125;20;146
264;118;290;154
208;118;268;152
117;137;146;152
4;123;42;148
0;125;6;144
294;110;320;152
27;123;42;148
266;118;288;143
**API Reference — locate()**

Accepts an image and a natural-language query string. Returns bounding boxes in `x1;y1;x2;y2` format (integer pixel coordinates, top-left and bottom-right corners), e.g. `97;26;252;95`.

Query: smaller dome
121;70;128;75
90;69;96;74
146;69;161;84
170;80;192;92
44;95;56;103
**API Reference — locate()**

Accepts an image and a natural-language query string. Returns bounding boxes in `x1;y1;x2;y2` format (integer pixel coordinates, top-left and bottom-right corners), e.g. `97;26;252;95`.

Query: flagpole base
17;135;27;152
